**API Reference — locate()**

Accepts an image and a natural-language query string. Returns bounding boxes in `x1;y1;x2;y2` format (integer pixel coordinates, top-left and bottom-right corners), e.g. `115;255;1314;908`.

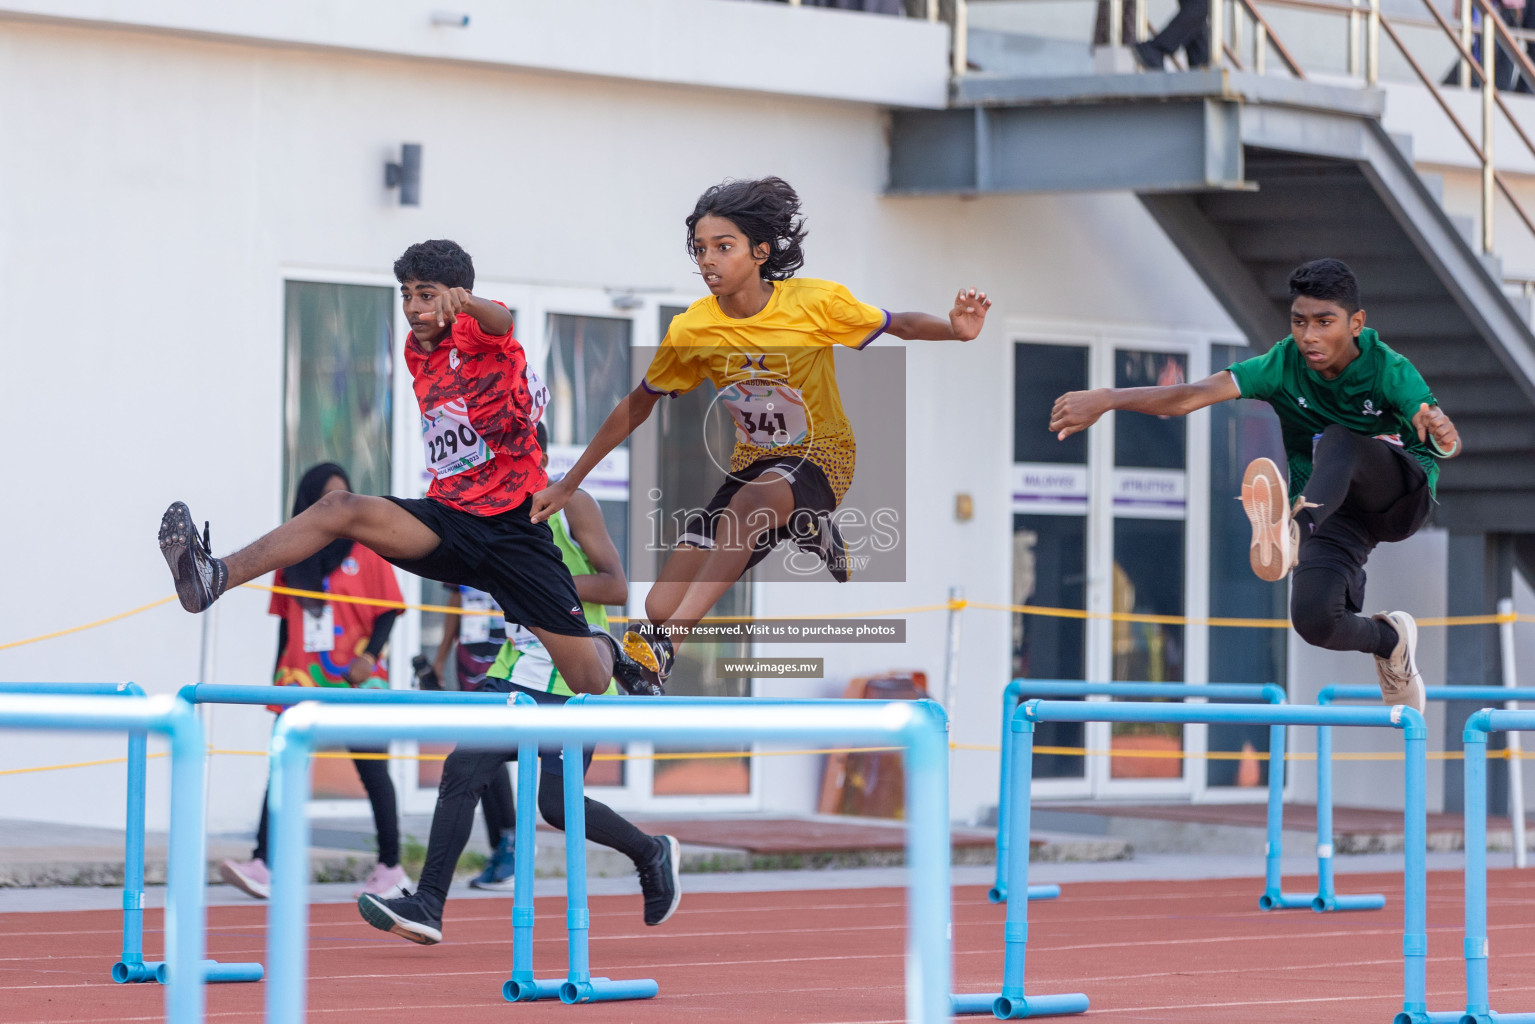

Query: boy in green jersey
1049;259;1461;713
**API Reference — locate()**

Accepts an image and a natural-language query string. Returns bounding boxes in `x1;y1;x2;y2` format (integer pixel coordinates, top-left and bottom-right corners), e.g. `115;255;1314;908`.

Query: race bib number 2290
421;399;495;480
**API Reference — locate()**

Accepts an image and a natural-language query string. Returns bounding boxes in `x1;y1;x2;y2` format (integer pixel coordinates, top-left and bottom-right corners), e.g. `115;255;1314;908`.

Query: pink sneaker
218;858;270;900
356;862;412;900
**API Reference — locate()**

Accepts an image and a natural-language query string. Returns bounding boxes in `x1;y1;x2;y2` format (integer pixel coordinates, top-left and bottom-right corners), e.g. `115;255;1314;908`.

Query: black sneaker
795;512;853;583
594;628;666;697
637;835;681;926
357;891;442;945
158;502;229;613
621;627;675;691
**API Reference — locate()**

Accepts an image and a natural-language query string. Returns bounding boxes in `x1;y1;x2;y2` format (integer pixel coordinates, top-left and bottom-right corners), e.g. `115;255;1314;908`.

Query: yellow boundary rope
3;586;1530;653
8;742;1533;778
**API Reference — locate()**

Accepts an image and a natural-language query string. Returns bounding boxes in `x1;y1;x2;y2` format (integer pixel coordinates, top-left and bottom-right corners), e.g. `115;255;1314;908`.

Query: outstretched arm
530;384;662;523
887;288;991;342
1050;370;1241;440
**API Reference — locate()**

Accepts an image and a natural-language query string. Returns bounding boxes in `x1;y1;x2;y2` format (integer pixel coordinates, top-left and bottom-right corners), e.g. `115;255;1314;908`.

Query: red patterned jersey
404;311;546;516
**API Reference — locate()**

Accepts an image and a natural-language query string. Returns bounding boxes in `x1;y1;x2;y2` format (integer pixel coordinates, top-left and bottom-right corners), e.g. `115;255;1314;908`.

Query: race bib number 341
422;399;495;480
719;382;809;449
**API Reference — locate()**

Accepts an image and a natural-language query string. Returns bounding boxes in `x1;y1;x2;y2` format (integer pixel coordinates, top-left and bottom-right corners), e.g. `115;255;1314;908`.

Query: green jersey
487;507;619;697
1227;328;1439;495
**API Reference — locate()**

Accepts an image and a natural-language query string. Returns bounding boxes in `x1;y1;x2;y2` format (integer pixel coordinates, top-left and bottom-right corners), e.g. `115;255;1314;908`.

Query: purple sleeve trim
857;309;892;350
641;379;677;397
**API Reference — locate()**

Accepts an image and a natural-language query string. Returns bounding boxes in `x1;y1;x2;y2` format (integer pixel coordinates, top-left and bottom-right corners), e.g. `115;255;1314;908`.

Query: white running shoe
1240;458;1298;582
1371;611;1426;715
218;857;270;900
355;862;413;900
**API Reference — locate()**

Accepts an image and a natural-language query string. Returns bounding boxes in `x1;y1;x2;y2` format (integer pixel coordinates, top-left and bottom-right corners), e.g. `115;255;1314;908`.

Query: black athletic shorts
1296;444;1432;613
384;495;590;638
680;456;837;573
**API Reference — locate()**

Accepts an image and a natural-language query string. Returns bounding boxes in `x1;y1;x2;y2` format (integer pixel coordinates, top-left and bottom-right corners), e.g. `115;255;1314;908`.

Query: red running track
6;871;1535;1022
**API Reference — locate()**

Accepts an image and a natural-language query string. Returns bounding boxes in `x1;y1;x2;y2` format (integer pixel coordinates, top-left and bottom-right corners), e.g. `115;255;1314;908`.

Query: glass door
1012;341;1092;797
1105;348;1190;790
1012;327;1211;802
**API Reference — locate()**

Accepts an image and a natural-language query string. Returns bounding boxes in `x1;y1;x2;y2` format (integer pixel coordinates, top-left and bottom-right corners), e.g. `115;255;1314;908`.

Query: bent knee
310;489;365;527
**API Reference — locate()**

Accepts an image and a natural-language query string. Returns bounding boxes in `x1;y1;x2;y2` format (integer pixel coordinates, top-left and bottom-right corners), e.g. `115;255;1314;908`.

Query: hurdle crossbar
266;698;952;1023
1313;685;1535;915
992;680;1287;909
956;699;1429;1021
0;694;210;1023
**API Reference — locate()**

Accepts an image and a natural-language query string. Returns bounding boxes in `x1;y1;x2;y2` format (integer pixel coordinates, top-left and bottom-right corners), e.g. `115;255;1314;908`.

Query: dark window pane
1113;350;1187;470
1013;514;1086;779
282;281;394;509
1110;516;1186;779
546;313;632;574
1015;343;1088;464
1207;343;1289;787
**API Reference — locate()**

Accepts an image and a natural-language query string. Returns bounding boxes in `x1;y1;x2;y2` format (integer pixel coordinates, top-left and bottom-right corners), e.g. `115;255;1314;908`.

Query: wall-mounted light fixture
431;10;470;27
384;144;422;206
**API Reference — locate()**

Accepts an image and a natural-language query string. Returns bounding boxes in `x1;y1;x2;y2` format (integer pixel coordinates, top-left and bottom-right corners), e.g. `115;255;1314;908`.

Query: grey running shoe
637;835;681;926
795;512;853;583
357;891;442;945
1371;611;1426;715
159;502;228;612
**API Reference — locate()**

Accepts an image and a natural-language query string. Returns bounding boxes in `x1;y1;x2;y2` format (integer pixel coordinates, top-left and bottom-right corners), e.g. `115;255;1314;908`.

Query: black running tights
417;747;654;909
1300;424;1415;531
481;765;516;850
254;746;399;867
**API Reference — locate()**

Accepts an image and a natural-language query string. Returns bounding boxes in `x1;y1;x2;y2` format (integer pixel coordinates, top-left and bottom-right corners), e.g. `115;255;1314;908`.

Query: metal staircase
889;62;1535;532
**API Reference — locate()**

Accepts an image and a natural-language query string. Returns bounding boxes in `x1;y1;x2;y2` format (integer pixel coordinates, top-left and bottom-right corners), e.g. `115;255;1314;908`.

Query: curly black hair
686;177;808;281
394;239;475;290
1288;258;1360;314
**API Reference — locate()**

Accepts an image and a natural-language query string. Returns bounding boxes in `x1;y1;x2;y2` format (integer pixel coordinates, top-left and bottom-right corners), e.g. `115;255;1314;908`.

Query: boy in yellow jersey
531;176;991;685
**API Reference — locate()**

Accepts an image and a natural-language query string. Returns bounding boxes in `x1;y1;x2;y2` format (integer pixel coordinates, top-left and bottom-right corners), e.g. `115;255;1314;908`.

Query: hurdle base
502;975;576;1002
119;959;263;984
953;991;1089;1018
559;977;659;1004
1390;1009;1479;1023
1311;892;1387;913
985;884;1062;905
1257;890;1317;911
1452;1010;1535;1023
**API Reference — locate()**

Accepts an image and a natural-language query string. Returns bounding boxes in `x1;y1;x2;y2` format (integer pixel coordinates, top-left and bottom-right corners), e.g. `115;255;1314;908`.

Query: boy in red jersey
158;239;676;938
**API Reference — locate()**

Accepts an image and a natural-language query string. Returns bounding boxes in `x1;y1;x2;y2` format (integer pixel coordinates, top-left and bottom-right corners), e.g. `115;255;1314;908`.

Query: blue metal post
265;716;313;1024
500;694;562;1002
908;698;954;1022
115;727;149;982
1463;721;1490;1022
556;736;658;1005
1400;711;1428;1021
953;708;1089;1018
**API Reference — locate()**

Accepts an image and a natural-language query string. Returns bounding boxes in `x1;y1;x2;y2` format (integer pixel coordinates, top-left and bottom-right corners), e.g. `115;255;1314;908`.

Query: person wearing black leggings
1049;258;1461;713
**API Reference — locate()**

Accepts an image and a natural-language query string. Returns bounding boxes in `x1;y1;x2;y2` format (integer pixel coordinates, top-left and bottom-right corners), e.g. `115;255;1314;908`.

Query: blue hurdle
264;699;952;1023
0;694;209;1023
1450;708;1535;1024
0;682;262;985
1311;685;1535;914
992;680;1288;910
956;699;1429;1021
